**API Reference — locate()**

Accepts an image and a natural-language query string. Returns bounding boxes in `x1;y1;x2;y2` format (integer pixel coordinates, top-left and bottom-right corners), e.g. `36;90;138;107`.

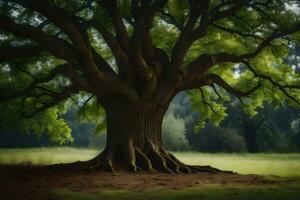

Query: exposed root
145;141;173;173
75;142;234;175
135;147;154;171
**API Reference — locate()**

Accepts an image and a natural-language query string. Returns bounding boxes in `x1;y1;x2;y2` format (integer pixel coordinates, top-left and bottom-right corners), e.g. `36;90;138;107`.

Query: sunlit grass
0;148;300;177
175;152;300;177
0;147;99;165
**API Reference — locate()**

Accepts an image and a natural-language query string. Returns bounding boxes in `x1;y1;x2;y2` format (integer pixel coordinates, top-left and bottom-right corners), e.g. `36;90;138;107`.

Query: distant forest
1;91;300;153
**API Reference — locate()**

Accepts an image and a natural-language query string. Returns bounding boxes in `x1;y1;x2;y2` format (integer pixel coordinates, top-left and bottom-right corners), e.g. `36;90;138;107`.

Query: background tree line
1;91;300;153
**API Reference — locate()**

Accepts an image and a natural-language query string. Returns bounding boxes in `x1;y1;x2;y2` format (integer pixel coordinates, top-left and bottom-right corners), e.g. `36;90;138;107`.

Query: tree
162;112;190;151
196;126;247;153
0;0;300;173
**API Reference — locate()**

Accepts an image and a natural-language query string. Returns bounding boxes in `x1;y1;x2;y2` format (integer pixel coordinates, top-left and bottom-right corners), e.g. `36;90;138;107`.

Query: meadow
1;147;300;177
1;147;300;200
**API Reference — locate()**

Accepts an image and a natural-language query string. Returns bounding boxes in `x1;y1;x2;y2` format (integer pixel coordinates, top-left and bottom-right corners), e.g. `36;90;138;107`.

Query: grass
1;147;300;200
0;147;99;165
176;152;300;177
0;147;300;177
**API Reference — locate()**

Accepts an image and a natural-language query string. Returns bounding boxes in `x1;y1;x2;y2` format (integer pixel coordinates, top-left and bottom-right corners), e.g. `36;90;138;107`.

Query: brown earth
0;164;273;200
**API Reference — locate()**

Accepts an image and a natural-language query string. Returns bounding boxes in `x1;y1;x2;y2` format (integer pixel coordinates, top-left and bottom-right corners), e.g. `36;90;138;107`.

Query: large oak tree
1;0;300;173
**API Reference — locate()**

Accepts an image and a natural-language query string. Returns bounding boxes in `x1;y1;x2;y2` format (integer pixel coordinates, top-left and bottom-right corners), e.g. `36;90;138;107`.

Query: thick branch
182;23;300;88
214;24;300;64
85;19;131;79
140;0;169;59
128;1;168;85
170;1;202;73
180;71;261;97
0;14;76;61
0;64;82;102
96;0;129;51
5;1;112;84
0;45;43;61
8;0;89;50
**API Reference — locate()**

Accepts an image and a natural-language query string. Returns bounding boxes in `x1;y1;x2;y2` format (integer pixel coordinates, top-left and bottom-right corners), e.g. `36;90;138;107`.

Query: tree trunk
83;100;225;174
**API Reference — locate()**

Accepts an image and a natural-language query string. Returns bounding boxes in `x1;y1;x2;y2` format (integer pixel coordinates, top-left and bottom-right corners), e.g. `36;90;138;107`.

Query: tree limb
210;0;249;22
85;19;131;79
0;14;76;61
170;0;202;73
243;61;300;105
23;85;78;118
0;64;81;102
0;45;43;61
182;23;300;87
205;73;261;97
96;0;129;51
8;0;89;50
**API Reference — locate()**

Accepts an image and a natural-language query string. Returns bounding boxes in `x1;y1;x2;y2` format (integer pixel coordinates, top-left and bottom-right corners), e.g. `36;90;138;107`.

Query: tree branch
205;73;261;97
170;0;202;73
0;64;81;102
23;85;78;118
96;0;129;51
243;61;300;105
182;23;300;88
199;87;218;115
0;14;76;61
210;0;249;22
0;45;43;62
212;23;264;40
8;0;89;50
85;19;131;79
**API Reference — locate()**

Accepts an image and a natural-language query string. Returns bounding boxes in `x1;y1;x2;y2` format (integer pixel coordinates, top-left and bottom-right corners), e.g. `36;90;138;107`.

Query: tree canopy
1;0;300;144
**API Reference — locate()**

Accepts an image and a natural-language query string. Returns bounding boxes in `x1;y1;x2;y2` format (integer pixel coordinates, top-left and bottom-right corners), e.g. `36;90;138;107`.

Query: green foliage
0;101;73;144
28;107;73;145
162;113;190;151
151;22;179;55
188;87;229;130
195;126;247;153
76;95;106;135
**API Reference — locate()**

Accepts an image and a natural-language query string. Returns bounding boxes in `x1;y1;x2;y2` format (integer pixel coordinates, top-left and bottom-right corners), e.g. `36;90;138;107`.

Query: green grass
176;152;300;177
0;147;300;177
0;147;99;165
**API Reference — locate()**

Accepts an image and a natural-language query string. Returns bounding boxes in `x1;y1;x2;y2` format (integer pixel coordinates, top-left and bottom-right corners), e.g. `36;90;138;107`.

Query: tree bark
83;100;225;174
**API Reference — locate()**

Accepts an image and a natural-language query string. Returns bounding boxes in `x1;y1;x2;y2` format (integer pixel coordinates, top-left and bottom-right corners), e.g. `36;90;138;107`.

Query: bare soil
0;164;273;200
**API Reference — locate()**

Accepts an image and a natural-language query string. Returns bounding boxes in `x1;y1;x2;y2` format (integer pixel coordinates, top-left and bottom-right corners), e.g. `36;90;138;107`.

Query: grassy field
1;147;300;200
0;147;300;177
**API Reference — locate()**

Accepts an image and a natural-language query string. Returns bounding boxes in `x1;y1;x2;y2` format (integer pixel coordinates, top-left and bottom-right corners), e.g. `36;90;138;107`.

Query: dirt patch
0;164;273;200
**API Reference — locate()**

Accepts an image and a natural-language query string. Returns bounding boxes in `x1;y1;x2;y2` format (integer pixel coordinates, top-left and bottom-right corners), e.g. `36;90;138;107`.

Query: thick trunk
83;101;225;174
104;105;165;171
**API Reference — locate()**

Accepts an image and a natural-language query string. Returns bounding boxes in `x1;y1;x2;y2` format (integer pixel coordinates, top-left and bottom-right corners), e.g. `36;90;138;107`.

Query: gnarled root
82;141;234;174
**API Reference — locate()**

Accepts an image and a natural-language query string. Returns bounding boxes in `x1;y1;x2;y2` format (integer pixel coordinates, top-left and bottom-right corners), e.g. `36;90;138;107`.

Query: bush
162;114;190;151
197;126;247;153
